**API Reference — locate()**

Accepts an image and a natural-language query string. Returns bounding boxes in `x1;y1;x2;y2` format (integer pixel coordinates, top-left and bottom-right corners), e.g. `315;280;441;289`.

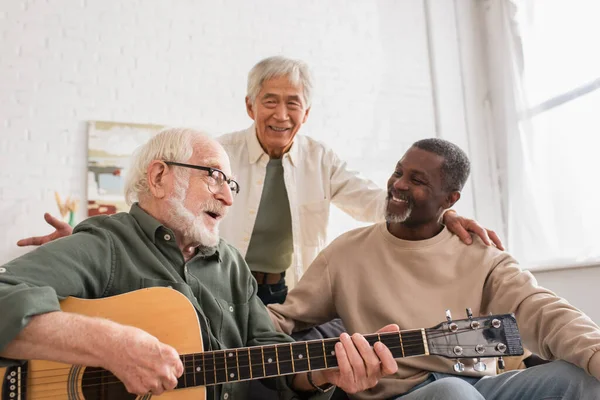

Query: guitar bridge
1;363;27;400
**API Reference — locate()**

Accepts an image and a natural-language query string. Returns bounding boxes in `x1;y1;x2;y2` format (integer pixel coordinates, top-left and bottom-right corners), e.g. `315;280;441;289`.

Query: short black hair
411;138;471;192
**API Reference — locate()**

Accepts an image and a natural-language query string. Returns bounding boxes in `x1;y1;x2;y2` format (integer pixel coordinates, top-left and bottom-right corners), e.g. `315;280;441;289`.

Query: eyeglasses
164;161;240;197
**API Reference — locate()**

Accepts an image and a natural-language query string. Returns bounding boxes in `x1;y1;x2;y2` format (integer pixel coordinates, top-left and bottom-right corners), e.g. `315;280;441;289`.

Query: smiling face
246;75;311;158
385;147;453;227
165;140;234;248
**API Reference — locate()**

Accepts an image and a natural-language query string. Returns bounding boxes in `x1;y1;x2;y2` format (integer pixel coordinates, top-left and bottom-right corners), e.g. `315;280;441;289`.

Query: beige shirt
268;223;600;399
217;125;386;288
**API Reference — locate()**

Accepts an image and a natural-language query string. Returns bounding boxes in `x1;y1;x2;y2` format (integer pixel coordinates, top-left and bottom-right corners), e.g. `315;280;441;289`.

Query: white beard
383;198;413;223
167;178;220;249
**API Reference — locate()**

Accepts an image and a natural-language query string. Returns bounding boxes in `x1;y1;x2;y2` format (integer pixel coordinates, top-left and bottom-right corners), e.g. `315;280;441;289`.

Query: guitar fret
202;352;207;385
323;339;338;368
307;341;326;370
421;329;430;355
375;333;398;359
401;330;425;357
237;348;252;381
290;343;295;373
250;347;265;378
248;348;253;379
277;343;294;375
291;342;309;372
236;349;241;382
225;350;237;381
203;352;215;385
192;354;197;387
177;355;186;388
263;346;279;377
275;345;281;375
178;331;424;387
214;351;227;384
399;332;405;357
261;346;267;377
224;350;229;382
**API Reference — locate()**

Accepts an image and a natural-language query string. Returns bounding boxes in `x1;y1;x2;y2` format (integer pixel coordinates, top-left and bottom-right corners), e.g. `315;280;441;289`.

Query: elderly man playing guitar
0;128;403;399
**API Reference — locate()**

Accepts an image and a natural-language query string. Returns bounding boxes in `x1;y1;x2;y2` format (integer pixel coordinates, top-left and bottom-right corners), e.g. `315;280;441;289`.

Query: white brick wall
0;0;490;264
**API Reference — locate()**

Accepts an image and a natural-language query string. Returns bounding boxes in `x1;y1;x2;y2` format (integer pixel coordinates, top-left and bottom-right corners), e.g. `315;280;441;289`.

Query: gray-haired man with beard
268;138;600;399
0;128;399;399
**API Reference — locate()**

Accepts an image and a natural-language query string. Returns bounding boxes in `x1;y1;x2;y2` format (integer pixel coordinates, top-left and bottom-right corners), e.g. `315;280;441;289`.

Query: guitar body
1;287;206;399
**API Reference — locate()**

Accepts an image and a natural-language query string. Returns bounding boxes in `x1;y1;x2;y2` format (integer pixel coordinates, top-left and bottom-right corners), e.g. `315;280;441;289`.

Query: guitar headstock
426;312;523;359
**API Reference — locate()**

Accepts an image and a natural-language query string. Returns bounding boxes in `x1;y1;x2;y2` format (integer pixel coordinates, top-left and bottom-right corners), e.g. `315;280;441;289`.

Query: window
508;0;600;269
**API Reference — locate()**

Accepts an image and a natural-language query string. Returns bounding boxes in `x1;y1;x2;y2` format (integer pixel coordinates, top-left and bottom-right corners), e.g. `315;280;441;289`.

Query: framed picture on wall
87;121;164;217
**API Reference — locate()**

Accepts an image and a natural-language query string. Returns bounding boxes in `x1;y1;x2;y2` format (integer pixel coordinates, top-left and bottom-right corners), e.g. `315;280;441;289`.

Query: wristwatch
307;371;335;393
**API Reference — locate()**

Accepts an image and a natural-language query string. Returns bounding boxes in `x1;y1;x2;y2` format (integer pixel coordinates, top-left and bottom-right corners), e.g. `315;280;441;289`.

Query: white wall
532;267;600;325
1;0;463;264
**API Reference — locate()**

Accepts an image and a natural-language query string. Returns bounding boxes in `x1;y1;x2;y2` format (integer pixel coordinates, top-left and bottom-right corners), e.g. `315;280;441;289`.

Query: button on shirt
218;125;386;288
0;204;331;400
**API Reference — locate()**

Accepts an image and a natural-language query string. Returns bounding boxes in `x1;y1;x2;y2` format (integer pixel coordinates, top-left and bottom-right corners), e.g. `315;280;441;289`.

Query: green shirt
0;203;330;400
246;158;294;274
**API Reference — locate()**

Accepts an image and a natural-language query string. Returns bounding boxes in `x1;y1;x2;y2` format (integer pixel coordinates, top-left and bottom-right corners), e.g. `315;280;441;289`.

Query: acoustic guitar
1;287;523;399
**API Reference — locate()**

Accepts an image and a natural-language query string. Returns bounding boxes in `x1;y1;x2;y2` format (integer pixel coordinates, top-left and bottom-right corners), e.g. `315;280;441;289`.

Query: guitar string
20;334;484;385
23;341;505;400
23;341;503;396
20;328;508;388
22;326;497;376
21;340;507;392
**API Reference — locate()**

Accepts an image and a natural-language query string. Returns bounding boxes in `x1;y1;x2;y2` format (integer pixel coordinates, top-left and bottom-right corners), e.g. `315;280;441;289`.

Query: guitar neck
176;329;427;388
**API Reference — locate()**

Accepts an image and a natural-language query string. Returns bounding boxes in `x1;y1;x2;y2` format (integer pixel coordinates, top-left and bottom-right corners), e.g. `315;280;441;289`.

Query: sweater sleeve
0;227;114;366
481;255;600;378
326;146;387;223
268;251;337;334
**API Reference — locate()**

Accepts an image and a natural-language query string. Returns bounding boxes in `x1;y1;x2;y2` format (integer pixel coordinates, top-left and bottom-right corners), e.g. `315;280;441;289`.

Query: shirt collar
244;124;298;166
130;202;163;244
129;202;221;260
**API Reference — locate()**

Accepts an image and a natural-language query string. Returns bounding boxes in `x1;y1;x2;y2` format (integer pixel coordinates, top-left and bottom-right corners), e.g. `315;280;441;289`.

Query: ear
147;160;170;199
443;191;461;209
302;106;311;124
245;96;256;121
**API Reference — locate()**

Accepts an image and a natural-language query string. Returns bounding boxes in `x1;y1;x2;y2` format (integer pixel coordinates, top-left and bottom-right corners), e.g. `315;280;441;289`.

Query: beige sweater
268;223;600;399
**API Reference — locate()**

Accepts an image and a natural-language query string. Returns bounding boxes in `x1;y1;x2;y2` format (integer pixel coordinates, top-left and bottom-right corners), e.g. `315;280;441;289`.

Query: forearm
1;311;122;368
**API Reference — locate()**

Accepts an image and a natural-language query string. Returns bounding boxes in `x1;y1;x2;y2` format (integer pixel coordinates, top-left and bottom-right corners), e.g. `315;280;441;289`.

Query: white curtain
484;0;600;269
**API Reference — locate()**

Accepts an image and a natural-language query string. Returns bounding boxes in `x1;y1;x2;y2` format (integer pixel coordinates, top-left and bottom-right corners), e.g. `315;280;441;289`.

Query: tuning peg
473;358;487;372
446;310;452;322
453;361;465;373
466;308;473;319
498;357;505;371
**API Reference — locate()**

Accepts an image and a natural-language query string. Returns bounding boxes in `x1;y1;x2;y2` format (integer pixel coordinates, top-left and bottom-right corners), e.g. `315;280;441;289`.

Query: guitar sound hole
81;367;136;400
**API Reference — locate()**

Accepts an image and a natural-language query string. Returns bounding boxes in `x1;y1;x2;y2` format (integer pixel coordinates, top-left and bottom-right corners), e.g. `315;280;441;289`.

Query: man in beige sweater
268;138;600;399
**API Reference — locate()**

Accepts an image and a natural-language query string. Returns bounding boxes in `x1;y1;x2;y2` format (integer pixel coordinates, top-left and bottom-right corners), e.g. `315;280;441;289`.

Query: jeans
392;360;600;400
256;281;288;305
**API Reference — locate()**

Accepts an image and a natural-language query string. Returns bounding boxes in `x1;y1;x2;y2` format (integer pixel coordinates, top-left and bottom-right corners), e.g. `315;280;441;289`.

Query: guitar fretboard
176;329;426;388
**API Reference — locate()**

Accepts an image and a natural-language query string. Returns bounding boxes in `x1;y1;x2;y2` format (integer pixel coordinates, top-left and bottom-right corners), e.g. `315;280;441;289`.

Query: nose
392;175;409;191
273;102;289;121
215;184;234;207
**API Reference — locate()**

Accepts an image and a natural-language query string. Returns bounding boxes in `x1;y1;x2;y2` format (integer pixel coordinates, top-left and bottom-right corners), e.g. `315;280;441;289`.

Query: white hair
247;56;314;107
124;127;203;204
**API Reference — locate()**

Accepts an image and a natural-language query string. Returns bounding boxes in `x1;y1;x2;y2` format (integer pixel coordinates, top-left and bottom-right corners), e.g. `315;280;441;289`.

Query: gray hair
247;56;314;107
411;138;471;192
124;128;201;204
